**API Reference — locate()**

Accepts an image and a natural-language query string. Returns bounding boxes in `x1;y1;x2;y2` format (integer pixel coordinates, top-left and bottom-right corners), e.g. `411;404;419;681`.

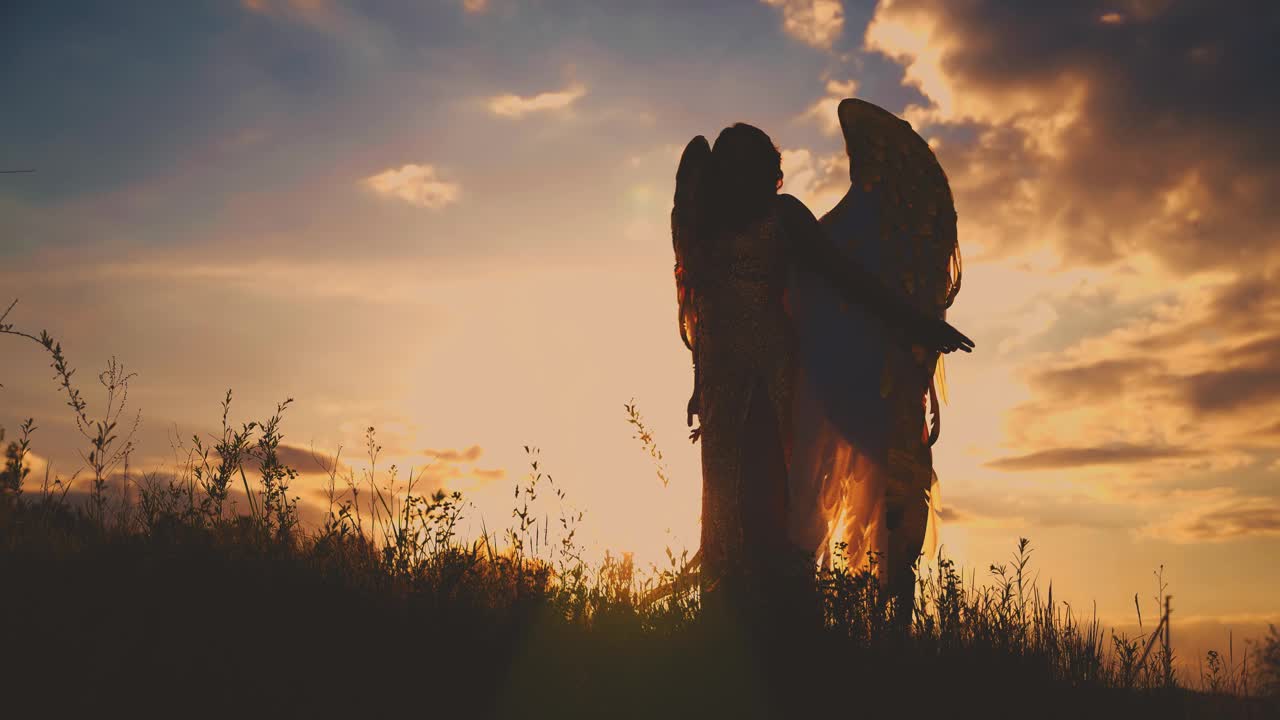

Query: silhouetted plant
1257;625;1280;701
190;390;257;524
1;302;1269;717
0;418;34;501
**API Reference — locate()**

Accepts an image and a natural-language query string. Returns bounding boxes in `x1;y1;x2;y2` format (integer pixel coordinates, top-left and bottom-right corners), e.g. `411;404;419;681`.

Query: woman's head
705;123;783;232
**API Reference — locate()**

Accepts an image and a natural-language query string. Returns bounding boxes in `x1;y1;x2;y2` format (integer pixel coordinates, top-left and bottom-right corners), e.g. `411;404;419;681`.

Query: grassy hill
1;314;1276;718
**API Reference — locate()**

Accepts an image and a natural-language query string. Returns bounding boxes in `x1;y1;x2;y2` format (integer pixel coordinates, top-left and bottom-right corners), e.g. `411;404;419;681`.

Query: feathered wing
788;99;961;571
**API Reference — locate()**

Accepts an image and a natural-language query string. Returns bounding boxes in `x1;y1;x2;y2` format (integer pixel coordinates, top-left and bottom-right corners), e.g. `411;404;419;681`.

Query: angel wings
670;99;967;600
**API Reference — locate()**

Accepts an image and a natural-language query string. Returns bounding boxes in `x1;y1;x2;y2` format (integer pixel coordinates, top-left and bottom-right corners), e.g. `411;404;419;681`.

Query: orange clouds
762;0;846;50
999;272;1280;456
422;445;505;486
801;79;859;135
1141;492;1280;544
864;0;1280;271
988;444;1199;472
362;164;461;210
240;0;339;28
779;147;846;217
856;0;1280;562
425;445;483;463
486;83;586;118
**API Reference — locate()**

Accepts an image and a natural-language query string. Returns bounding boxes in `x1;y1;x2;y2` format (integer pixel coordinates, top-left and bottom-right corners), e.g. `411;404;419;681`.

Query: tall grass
2;302;1277;717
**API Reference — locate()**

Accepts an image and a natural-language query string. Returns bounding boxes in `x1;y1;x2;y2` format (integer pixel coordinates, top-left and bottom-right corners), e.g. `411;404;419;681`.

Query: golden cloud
988;444;1199;472
424;445;483;463
779;147;847;216
864;0;1280;271
801;78;858;135
239;0;340;29
857;1;1280;511
992;268;1280;491
362;164;461;210
486;83;586;118
1140;491;1280;543
762;0;846;50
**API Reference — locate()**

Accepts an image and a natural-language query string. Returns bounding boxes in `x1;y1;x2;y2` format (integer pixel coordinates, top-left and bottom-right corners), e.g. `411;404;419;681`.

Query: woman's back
694;200;802;601
696;204;795;399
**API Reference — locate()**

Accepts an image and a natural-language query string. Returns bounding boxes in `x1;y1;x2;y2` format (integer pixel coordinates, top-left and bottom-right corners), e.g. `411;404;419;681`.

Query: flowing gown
689;193;923;606
694;204;800;602
673;106;960;608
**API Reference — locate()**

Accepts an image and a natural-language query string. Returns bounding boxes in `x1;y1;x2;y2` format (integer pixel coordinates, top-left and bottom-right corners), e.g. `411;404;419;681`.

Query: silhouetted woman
671;123;971;614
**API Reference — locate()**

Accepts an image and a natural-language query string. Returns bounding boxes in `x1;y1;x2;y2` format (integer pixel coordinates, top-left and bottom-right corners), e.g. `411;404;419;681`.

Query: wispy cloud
860;1;1280;515
935;491;1136;531
1141;491;1280;543
801;78;857;135
362;164;461;209
424;445;483;463
240;0;341;30
487;83;586;118
761;0;845;50
419;445;506;487
779;147;846;216
988;444;1200;471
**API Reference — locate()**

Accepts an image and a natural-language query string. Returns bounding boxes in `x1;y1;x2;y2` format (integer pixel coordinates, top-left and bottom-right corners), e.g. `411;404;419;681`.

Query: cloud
988;444;1200;471
937;491;1136;531
213;442;346;478
1141;493;1280;543
419;445;505;488
859;2;1280;501
762;0;846;50
1030;358;1165;403
486;83;587;118
424;445;483;463
999;278;1280;472
362;164;461;209
272;443;344;475
1107;612;1280;678
419;462;505;488
801;78;858;135
472;467;506;481
80;255;432;305
863;0;1280;272
240;0;341;30
779;147;847;216
1183;362;1280;414
462;0;488;13
27;466;341;529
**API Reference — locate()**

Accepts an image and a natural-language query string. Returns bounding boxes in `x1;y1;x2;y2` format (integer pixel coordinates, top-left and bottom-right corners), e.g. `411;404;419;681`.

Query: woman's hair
671;123;783;308
705;123;783;236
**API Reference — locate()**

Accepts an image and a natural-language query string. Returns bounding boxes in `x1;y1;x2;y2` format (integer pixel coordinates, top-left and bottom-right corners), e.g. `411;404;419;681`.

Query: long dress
688;193;919;607
693;205;798;601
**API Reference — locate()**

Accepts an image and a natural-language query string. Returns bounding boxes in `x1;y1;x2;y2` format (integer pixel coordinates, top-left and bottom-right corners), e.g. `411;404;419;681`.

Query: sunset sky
2;0;1278;655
